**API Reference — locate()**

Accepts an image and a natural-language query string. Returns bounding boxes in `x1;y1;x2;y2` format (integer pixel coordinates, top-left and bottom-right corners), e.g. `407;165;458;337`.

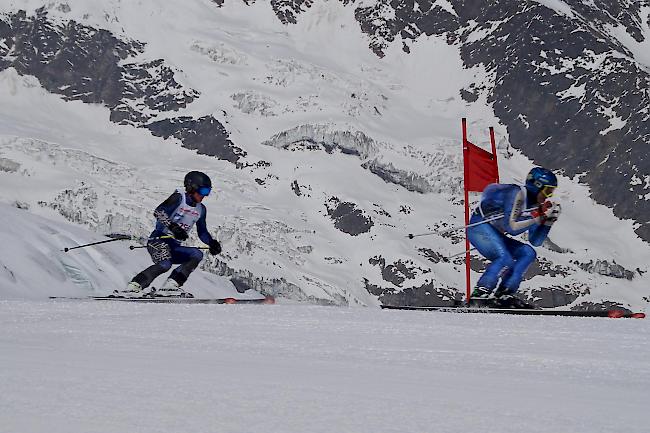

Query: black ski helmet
184;171;212;194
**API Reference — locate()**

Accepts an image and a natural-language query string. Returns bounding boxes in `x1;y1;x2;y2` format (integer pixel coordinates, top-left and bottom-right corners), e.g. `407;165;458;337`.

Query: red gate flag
463;141;499;191
461;118;499;304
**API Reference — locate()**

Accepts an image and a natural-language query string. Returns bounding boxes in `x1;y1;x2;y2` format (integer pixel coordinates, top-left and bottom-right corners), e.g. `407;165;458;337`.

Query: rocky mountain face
0;1;648;310
0;8;247;161
260;0;650;240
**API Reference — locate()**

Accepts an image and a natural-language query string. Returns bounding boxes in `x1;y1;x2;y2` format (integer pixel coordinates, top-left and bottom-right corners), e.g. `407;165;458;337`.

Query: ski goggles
197;186;211;196
540;185;556;198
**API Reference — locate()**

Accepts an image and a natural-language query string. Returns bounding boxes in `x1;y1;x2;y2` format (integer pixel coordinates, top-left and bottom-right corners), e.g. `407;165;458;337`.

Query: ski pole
129;244;209;250
62;234;131;252
62;235;173;252
407;206;540;239
442;248;477;262
127;235;195;250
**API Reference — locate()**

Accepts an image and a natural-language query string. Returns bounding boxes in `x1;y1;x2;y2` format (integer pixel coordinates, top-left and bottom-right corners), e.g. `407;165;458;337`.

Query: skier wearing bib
467;167;561;308
116;171;222;298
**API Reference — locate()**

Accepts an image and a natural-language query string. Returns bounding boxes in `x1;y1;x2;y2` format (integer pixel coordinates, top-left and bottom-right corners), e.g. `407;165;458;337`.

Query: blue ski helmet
526;167;557;197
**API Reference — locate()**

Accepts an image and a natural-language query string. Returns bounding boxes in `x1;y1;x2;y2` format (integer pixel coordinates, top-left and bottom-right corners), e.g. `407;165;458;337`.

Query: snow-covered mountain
0;0;648;310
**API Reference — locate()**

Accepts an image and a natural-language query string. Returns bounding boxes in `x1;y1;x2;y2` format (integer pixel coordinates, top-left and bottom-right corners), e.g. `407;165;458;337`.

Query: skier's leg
168;246;204;286
132;240;173;287
467;223;514;294
492;238;537;308
118;240;172;296
131;260;172;288
498;238;536;293
156;246;203;296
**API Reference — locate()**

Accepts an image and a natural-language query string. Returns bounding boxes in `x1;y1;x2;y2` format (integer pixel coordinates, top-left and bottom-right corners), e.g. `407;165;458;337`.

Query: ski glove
543;202;562;226
209;239;222;255
168;222;189;241
531;201;553;220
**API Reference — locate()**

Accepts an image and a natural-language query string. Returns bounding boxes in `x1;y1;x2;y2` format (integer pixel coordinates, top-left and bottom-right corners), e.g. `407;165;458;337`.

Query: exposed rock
38;184;100;227
523;257;572;279
0;10;197;125
263;124;376;157
0;157;20;173
571;259;636;280
209;257;343;305
542;237;573;254
417;248;446;264
525;285;586;308
368;256;430;287
365;278;463;307
325;197;373;236
571;301;633;314
231;91;278;116
361;159;433;193
147;116;247;165
291;180;302;196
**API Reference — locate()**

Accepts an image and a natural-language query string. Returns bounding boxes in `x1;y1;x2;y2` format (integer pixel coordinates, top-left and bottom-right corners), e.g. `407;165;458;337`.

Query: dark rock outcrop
0;9;252;167
325;197;374;236
147;116;247;165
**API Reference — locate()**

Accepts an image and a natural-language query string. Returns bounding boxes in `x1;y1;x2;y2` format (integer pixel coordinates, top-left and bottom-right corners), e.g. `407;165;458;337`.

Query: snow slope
0;203;260;300
1;301;647;433
0;0;649;310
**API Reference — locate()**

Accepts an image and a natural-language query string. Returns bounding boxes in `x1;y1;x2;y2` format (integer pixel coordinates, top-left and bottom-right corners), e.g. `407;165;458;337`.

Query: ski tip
223;297;237;304
607;310;625;318
262;295;276;304
607;310;646;319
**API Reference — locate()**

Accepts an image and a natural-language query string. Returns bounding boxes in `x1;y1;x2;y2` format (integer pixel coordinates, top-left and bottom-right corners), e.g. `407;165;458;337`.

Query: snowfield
1;301;647;433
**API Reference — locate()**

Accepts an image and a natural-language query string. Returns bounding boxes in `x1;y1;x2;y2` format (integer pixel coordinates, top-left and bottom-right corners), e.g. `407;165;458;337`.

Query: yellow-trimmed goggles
540;185;556;198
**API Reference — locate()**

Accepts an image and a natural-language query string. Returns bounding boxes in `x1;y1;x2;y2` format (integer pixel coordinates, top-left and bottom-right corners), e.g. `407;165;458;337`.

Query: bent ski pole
407;206;539;239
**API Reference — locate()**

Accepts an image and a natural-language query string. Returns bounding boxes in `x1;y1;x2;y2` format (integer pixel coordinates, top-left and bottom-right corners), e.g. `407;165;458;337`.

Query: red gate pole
489;127;500;183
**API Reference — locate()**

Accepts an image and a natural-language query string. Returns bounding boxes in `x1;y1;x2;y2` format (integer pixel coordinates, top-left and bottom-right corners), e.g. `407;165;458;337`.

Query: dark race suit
132;190;215;289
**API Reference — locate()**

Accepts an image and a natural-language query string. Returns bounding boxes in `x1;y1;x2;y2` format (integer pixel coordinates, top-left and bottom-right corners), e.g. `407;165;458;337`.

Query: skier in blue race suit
467;167;561;308
116;171;222;298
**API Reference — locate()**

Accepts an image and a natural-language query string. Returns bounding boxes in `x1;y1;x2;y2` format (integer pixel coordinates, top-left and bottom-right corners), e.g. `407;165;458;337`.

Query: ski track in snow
0;301;647;433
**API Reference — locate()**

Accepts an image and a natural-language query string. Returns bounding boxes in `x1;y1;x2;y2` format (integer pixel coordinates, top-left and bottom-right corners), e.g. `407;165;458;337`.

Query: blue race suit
131;190;215;288
467;183;551;294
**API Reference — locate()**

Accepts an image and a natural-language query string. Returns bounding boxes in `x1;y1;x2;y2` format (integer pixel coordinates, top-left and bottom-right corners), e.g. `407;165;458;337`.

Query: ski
50;296;275;304
380;304;646;319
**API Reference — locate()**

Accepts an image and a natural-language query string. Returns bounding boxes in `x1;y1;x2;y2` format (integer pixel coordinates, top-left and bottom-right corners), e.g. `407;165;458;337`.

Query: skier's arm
527;202;560;246
153;192;182;227
195;204;213;245
503;189;541;235
528;224;551;246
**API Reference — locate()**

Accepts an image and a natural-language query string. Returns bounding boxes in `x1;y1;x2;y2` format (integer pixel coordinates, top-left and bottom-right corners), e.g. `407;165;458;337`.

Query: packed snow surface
1;301;647;433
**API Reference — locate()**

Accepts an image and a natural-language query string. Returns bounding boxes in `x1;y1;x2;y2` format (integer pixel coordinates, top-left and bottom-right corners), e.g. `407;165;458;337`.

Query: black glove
168;222;188;241
209;239;222;255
